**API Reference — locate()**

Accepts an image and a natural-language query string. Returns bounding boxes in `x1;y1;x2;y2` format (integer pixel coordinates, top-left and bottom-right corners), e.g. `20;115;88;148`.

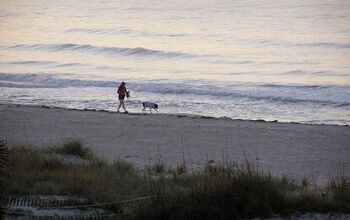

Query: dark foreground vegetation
0;140;349;219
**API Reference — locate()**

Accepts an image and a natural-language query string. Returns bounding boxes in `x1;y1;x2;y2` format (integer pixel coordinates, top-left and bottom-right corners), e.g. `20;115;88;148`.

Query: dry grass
1;141;349;219
2;143;150;204
0;139;7;219
48;139;92;159
131;161;350;219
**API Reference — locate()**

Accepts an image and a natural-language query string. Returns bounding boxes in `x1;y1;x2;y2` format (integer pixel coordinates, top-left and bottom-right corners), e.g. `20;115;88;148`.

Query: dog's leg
142;107;146;113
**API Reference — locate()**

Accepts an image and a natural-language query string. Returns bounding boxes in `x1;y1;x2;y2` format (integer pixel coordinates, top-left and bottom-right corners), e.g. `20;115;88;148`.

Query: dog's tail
142;102;145;107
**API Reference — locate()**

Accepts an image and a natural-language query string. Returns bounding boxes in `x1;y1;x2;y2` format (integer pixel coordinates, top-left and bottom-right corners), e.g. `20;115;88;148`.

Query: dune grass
0;140;7;169
48;139;92;159
1;142;150;205
131;162;350;220
1;140;349;219
0;140;7;218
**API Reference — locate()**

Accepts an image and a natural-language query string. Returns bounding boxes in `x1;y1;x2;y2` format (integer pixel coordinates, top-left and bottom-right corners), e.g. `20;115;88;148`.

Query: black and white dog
142;101;158;113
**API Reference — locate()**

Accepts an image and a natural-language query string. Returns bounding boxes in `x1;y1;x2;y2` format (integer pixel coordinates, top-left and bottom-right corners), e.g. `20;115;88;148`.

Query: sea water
1;0;349;125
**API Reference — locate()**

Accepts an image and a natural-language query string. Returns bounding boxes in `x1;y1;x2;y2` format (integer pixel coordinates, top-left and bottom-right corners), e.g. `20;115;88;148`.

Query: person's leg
122;100;127;112
117;99;122;112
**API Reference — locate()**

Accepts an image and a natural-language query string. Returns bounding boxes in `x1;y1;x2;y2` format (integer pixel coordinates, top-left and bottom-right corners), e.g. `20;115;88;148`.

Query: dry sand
1;104;349;184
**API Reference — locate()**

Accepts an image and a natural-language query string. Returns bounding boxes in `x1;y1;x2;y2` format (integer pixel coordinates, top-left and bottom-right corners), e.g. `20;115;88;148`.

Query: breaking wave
66;27;188;38
0;73;116;88
1;73;349;107
5;43;193;59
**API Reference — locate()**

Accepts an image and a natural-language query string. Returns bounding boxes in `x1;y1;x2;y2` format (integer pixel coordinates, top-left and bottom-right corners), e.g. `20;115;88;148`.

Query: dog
142;101;158;113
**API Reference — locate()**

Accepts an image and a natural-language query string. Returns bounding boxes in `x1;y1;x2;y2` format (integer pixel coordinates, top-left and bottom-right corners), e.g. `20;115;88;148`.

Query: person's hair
120;82;126;86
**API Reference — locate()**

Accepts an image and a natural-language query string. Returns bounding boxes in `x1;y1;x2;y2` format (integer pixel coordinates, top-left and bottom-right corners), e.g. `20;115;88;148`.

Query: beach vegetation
50;139;92;159
330;168;350;211
0;139;7;169
0;139;8;219
2;144;150;204
1;142;349;219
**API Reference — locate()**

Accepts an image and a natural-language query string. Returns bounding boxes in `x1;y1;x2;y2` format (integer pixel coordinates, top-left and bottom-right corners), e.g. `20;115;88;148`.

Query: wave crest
7;43;193;59
1;73;349;108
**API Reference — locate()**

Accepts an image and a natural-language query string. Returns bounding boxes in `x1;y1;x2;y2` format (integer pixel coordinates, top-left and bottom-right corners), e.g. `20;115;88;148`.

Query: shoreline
1;103;349;185
1;103;348;127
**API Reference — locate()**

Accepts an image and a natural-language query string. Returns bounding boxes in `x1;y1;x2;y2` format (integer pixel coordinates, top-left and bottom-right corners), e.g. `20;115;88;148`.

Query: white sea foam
1;73;349;108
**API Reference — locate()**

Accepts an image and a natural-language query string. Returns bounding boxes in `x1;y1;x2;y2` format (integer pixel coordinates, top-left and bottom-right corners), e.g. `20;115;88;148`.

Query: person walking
116;82;129;113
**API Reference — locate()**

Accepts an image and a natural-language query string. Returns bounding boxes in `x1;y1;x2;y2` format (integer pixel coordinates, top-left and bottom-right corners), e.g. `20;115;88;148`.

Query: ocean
1;0;349;125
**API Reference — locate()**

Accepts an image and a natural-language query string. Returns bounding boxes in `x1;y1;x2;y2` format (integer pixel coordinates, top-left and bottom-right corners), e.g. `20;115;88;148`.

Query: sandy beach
1;104;349;184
